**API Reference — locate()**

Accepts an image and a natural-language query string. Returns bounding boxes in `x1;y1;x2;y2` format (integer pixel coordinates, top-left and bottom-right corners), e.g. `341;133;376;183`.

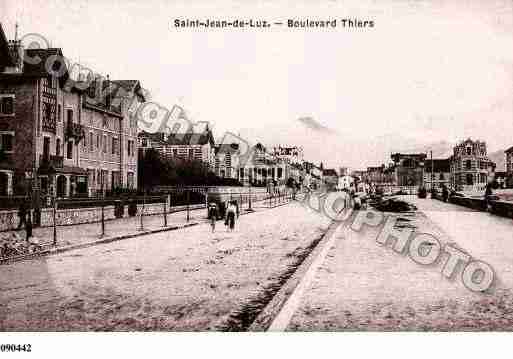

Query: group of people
208;200;239;233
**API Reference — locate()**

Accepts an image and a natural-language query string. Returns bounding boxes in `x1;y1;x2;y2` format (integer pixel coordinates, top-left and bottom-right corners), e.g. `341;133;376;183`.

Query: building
0;25;143;197
339;167;349;177
239;143;289;187
504;146;513;187
322;168;338;190
450;139;494;192
390;153;427;187
337;175;354;191
272;145;303;166
214;143;240;179
366;165;385;184
80;77;145;196
138;124;216;168
423;158;450;190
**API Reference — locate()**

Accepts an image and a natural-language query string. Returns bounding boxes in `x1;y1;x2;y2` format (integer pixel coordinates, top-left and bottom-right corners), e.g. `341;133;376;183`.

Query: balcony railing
39;154;64;169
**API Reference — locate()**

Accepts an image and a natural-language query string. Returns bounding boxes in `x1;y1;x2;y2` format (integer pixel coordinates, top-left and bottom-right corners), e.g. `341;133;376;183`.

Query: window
127;172;134;189
89;133;94;152
188;148;193;159
0;132;14;152
141;138;148;148
112;137;116;154
103;135;107;153
57;104;61;121
56;138;61;156
278;168;283;178
0;96;14;115
67;141;73;159
173;149;178;157
439;173;444;180
43;137;50;160
466;173;473;185
466;147;472;155
466;160;472;170
66;109;73;124
127;140;135;157
46;74;55;89
97;134;100;149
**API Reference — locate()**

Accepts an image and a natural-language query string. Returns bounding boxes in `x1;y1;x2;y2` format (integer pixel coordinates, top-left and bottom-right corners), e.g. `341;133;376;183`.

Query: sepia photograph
0;0;512;356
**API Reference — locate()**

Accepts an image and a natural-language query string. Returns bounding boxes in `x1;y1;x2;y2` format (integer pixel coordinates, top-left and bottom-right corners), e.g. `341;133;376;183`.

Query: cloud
296;117;335;133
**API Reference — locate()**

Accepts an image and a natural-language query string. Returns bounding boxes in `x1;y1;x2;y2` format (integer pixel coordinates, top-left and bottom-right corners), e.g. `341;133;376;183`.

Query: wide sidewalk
403;195;513;288
286;196;513;330
1;197;280;256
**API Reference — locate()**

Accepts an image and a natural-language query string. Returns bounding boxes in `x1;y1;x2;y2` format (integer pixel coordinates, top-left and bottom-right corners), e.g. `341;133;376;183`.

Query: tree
138;148;163;191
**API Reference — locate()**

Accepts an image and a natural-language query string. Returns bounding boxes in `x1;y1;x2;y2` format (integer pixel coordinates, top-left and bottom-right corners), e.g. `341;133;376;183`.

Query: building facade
215;143;240;179
390;153;426;187
450;139;494;192
0;26;143;197
505;146;513;187
423;158;450;190
139;126;216;168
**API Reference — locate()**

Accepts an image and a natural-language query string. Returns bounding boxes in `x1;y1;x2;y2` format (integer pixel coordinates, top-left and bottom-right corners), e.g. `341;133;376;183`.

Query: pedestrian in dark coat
17;199;27;229
25;211;33;241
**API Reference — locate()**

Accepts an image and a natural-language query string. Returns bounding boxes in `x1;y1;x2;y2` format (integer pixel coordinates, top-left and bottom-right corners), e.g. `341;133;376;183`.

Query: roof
391;153;427;162
23;48;69;83
112;80;139;92
215;143;239;154
165;129;215;147
505;146;513;154
0;23;14;68
424;159;451;173
139;131;166;142
322;169;338;177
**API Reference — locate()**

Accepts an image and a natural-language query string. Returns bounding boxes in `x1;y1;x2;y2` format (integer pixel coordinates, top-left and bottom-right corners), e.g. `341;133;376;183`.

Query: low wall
0;202;206;232
433;192;513;219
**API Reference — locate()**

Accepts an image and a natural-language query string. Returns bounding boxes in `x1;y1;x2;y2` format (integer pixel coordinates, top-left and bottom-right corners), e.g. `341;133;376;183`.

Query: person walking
17;199;27;230
208;203;219;233
485;181;494;212
225;201;237;232
442;184;449;202
25;210;33;241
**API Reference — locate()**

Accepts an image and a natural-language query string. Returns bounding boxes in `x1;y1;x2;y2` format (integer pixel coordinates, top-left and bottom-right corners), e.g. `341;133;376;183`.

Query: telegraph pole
430;150;434;191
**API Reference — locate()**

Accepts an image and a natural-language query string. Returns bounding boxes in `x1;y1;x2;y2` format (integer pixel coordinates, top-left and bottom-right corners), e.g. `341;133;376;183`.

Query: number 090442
0;344;32;352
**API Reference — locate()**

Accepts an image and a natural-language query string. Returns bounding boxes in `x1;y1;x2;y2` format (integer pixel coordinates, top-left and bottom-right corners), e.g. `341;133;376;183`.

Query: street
3;196;513;331
0;201;330;331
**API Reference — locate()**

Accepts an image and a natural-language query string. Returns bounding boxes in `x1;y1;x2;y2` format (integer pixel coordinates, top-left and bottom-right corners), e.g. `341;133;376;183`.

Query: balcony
39;154;64;171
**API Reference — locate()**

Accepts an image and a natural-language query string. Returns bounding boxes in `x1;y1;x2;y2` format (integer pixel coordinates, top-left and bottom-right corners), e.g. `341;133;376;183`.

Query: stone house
450;139;494;192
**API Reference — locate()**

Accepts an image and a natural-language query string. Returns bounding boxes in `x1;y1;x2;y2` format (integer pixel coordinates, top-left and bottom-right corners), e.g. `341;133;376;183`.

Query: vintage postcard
0;0;512;356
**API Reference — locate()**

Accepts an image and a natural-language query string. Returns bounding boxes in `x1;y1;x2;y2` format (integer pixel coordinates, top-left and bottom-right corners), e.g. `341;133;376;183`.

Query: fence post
139;192;145;231
52;196;57;246
100;200;105;237
186;190;190;222
163;194;168;227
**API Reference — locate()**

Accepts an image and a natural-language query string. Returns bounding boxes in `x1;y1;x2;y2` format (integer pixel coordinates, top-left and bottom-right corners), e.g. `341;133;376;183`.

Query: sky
1;0;512;169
